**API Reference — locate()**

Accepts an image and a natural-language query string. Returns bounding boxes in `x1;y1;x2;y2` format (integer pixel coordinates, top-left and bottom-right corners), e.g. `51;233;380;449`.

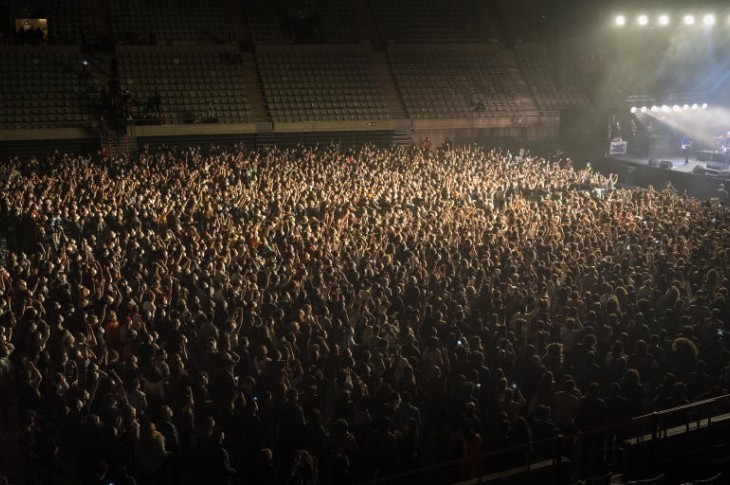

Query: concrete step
371;52;407;119
241;53;270;122
499;50;539;114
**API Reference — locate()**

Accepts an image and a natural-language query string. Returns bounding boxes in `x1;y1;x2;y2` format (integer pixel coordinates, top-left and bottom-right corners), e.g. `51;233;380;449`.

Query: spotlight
638;15;649;26
661;105;671;112
702;103;708;109
630;107;637;113
658;15;670;26
615;15;626;26
684;15;696;25
640;106;648;113
651;106;660;112
692;103;699;110
704;14;716;26
683;104;690;110
672;105;681;111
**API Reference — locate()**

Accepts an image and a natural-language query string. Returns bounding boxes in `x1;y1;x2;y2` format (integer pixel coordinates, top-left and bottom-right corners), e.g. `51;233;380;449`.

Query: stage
608;153;730;179
591;150;730;201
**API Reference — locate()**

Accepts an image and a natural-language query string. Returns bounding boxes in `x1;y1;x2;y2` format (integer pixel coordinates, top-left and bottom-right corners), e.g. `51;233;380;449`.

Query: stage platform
609;154;730;178
591;152;730;200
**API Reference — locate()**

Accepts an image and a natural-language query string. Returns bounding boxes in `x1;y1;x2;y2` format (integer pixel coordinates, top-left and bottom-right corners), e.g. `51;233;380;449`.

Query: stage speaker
609;140;627;155
693;165;707;175
659;160;673;169
648;158;659;167
707;160;730;171
648;135;671;159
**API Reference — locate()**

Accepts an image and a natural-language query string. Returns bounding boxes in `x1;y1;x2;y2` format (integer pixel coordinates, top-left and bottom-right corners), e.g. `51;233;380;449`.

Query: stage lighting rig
703;14;716;26
615;15;626;26
638;15;649;26
684;15;696;25
658;15;670;26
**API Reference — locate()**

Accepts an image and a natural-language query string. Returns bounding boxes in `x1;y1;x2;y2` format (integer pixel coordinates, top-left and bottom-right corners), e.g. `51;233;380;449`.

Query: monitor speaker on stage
659;160;673;169
609;140;627;155
693;165;707;175
707;160;730;171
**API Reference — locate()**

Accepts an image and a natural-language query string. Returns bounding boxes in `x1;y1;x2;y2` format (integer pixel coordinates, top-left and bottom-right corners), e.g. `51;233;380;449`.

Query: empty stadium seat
108;0;235;43
515;43;589;112
390;49;517;119
257;48;389;122
242;0;367;44
0;47;92;129
369;0;491;42
116;46;251;124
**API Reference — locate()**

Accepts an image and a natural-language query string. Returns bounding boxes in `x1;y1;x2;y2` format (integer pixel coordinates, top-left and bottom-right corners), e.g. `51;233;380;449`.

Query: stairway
371;52;407;120
241;52;270;122
498;50;540;116
488;0;515;48
226;0;251;47
358;0;383;47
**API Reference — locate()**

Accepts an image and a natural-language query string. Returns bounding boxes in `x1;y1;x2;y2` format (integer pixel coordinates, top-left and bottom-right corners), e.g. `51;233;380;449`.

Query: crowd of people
0;142;728;485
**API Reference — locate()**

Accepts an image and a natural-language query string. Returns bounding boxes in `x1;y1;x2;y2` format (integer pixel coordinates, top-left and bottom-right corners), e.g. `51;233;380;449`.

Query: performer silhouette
680;134;693;164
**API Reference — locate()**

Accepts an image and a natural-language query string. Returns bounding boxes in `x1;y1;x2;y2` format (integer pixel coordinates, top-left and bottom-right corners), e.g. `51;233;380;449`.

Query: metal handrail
356;394;730;485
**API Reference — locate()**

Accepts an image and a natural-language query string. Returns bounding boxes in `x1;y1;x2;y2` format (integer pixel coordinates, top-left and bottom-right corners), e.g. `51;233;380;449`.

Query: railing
357;394;730;485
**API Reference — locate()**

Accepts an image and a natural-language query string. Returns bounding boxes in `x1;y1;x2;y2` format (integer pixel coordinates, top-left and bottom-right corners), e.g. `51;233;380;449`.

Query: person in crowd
0;142;728;484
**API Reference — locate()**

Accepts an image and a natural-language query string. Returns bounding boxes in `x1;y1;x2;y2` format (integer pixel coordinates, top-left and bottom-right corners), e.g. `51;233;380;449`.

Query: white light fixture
638;15;649;26
630;107;638;113
641;106;648;113
672;105;681;111
615;15;626;26
703;14;716;26
702;103;709;109
692;103;699;110
658;15;670;26
684;15;696;25
661;105;671;112
683;104;690;110
651;106;660;112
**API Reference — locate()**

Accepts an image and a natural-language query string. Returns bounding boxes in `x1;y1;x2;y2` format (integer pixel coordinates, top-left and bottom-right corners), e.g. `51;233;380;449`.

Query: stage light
683;104;690;110
658;15;670;26
703;14;716;26
684;15;695;25
630;107;637;113
672;105;681;111
692;103;699;110
702;103;708;109
651;106;659;112
638;15;649;26
661;105;671;112
615;15;626;26
640;106;648;113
